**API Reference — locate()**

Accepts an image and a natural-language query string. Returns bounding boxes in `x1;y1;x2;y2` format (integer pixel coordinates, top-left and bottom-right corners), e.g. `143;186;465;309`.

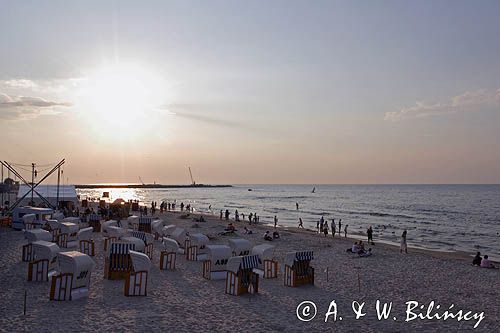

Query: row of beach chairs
20;214;315;301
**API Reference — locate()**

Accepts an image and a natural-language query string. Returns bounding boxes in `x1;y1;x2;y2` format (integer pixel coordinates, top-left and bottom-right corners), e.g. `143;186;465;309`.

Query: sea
77;184;500;259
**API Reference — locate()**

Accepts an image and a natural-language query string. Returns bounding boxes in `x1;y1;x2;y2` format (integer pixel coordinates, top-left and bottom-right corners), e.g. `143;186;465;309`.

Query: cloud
1;79;38;89
385;88;500;121
0;93;72;120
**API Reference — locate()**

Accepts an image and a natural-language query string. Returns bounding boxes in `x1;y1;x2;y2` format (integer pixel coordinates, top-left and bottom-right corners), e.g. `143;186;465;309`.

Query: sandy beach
0;209;498;333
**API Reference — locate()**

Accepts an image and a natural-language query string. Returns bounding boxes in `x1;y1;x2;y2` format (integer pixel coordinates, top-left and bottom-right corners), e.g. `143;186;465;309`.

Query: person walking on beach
344;224;348;238
367;226;374;244
320;216;324;233
219;210;223;219
274;215;278;228
332;219;336;238
180;202;184;211
400;230;408;254
338;219;342;234
235;210;239;222
316;220;320;232
298;217;304;228
225;209;230;220
323;221;329;237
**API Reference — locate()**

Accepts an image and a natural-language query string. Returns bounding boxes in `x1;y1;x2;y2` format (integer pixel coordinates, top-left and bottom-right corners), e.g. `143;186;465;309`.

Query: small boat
311;187;316;193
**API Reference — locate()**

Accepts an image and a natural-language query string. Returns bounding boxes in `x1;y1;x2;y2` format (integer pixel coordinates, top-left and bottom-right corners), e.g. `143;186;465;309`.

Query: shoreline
166;208;499;264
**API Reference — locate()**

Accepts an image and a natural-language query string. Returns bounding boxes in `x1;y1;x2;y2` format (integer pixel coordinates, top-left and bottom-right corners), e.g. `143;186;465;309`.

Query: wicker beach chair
125;250;151;296
225;255;261;296
283;251;314;287
202;245;232;280
252;244;278;278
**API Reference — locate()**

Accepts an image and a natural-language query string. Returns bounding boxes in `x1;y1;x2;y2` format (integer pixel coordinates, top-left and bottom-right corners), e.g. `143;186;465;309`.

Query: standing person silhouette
274;215;278;228
400;230;408;254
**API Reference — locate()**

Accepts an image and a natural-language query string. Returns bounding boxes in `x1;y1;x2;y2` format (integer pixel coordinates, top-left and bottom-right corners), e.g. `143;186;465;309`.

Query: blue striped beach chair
104;243;136;280
225;255;261;296
138;217;152;233
284;251;314;287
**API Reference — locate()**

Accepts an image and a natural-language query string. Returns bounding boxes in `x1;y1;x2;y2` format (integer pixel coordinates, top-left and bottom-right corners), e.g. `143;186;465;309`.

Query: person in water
296;202;299;210
472;252;482;266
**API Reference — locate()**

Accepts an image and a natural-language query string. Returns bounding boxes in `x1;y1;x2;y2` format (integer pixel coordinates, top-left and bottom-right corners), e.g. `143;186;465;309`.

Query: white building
17;184;78;207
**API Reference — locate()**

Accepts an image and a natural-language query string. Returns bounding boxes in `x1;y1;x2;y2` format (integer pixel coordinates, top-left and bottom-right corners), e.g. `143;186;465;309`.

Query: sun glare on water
79;63;167;134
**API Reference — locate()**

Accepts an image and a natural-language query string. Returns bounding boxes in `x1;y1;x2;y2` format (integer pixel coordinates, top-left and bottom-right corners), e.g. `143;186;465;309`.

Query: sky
1;0;500;184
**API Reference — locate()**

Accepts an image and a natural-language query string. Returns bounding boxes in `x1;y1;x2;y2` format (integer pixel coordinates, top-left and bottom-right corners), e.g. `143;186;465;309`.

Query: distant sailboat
311;187;316;193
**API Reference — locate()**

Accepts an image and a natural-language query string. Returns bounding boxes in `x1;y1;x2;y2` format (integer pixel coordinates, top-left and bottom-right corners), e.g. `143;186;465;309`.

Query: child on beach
480;255;496;268
263;231;273;241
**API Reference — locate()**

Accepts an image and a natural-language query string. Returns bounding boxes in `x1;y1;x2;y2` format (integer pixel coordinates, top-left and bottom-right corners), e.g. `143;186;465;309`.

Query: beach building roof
17;184;77;206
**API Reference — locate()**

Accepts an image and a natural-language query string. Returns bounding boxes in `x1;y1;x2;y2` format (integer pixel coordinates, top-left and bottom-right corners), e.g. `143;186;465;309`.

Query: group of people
263;230;280;241
315;216;348;238
220;209;260;224
347;241;373;257
472;252;497;269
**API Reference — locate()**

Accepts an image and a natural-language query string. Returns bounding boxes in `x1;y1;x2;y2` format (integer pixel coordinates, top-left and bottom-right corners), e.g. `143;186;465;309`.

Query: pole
23;290;27;315
56;166;61;210
31;163;35;205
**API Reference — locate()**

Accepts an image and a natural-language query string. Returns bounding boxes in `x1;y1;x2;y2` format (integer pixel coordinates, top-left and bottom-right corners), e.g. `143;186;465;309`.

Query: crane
138;176;145;186
188;167;195;186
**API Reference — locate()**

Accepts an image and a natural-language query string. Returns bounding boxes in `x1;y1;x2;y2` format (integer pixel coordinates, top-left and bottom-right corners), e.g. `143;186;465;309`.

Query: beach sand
0;209;498;332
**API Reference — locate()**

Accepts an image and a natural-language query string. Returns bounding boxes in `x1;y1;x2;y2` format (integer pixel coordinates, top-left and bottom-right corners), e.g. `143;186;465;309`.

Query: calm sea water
77;184;500;259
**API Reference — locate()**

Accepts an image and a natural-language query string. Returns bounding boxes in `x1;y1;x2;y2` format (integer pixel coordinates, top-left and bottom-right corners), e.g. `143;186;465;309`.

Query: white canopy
151;220;164;234
162;237;180;252
58;251;95;288
25;229;52;243
77;227;93;241
171;227;187;245
62;217;80;224
47;219;61;230
60;222;78;235
122;236;146;252
228;238;251;256
252;244;275;261
129;250;151;273
32;240;60;262
205;245;231;269
189;233;209;247
162;225;176;237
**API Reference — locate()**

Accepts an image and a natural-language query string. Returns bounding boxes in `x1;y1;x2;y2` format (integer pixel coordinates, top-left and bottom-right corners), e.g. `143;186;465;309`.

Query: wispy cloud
385;88;500;121
0;92;72;120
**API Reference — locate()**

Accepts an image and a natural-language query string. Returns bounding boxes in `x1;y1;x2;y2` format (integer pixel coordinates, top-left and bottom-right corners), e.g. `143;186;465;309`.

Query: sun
78;63;166;130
